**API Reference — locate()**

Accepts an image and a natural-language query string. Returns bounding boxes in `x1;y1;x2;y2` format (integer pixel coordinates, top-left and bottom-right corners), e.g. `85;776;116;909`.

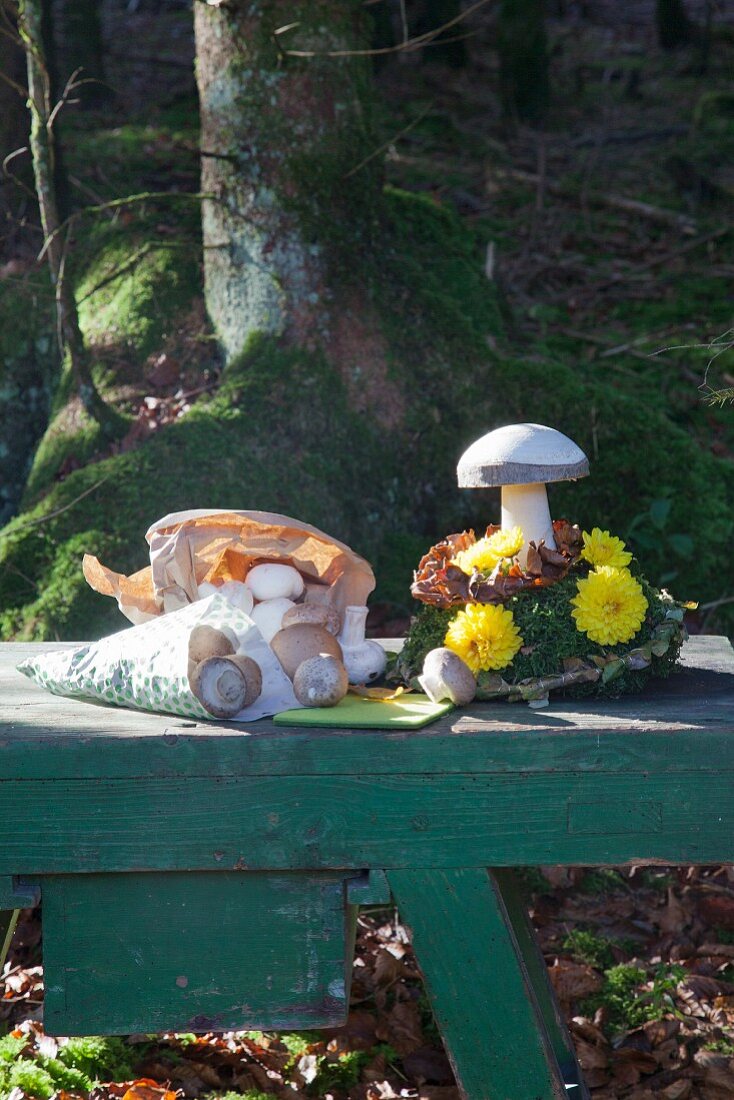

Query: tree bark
194;0;379;362
0;2;29;242
18;0;119;433
497;0;550;125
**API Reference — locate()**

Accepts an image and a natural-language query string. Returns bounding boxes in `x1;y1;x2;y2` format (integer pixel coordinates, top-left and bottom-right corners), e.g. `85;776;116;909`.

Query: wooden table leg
0;910;19;971
387;867;588;1100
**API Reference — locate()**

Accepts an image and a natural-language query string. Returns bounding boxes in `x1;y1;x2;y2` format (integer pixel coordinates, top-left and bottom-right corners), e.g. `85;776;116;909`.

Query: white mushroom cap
251;597;296;643
218;580;255;615
418;648;476;706
245;563;305;602
457;424;588;488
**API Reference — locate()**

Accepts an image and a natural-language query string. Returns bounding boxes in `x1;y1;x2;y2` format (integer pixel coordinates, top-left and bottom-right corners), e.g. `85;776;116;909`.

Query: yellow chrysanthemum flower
581;527;632;569
571;566;648;645
445;603;523;674
452;526;524;576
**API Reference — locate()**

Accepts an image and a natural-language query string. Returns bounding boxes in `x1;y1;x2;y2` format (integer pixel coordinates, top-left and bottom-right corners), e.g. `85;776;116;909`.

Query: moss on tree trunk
194;0;379;361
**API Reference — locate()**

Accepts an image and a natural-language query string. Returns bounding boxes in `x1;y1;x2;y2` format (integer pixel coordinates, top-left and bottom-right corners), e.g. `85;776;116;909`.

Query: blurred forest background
1;0;734;644
3;0;734;1097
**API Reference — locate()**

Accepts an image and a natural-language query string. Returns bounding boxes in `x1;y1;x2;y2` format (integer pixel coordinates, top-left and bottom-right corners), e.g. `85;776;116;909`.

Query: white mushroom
245;563;305;602
217;580;255;615
251;597;296;643
418;648;477;706
189;655;250;718
457;423;588;567
338;606;387;685
293;655;349;707
282;603;341;635
270;623;343;680
196;580;219;600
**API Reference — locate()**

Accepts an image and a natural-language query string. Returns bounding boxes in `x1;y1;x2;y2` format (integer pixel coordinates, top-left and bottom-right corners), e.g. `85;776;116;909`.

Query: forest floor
2;4;734;1099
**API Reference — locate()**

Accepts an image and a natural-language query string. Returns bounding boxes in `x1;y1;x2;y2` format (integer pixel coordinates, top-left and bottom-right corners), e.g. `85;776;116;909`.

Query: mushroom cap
282;603;341;636
245;562;305;602
251;597;296;643
419;647;476;706
293;654;349;708
188;624;236;664
270;623;343;680
226;654;263;707
457;423;589;488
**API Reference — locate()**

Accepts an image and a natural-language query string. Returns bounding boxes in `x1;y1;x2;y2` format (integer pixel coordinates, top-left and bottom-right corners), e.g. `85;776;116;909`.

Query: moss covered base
2;189;734;642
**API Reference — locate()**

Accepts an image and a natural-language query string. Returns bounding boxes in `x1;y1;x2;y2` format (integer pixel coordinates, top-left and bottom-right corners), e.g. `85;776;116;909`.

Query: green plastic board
273;693;453;729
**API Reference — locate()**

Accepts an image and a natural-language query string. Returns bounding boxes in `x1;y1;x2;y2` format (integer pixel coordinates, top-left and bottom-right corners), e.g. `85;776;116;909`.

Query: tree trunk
497;0;550;125
18;0;120;433
656;0;694;48
194;0;379;363
0;3;29;244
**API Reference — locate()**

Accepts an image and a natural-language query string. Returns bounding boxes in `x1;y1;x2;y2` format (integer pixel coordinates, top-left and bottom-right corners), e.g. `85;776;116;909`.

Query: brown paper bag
83;509;376;625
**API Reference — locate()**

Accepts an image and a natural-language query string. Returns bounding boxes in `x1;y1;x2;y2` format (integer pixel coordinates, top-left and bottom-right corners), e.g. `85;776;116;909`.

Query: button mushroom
457;423;588;567
245;563;305;602
337;605;387;685
251;597;296;643
418;647;477;706
189;654;261;718
293;654;349;707
188;624;236;664
282;603;341;636
270;623;343;680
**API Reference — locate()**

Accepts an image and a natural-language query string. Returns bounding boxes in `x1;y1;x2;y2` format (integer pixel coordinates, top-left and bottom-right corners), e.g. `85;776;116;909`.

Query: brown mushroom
189;655;249;718
293;655;348;707
270;623;343;680
225;654;263;707
188;624;236;664
282;604;341;636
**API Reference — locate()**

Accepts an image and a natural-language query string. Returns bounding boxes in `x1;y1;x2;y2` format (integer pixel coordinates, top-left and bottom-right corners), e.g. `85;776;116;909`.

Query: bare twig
0;476;112;540
344;103;432;179
278;0;493;58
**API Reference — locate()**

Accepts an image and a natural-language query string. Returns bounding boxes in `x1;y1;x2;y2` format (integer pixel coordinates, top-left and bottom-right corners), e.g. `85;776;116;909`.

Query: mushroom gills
189;655;253;718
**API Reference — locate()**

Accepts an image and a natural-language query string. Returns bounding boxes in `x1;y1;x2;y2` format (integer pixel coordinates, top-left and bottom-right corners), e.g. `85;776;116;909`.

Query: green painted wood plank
3;770;733;873
43;871;352;1036
490;870;588;1096
2;638;732;781
388;868;568;1100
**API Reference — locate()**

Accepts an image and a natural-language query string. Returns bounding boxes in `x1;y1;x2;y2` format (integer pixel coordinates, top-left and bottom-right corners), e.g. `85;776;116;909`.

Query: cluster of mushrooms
187;562;386;719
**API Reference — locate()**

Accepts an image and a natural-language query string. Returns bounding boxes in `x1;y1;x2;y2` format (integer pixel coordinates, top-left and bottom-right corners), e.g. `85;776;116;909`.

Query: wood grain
388;868;570;1100
1;768;732;873
43;871;353;1035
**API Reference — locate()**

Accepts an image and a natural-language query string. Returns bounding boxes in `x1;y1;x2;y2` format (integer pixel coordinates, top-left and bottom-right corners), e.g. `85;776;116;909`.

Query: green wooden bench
2;635;733;1100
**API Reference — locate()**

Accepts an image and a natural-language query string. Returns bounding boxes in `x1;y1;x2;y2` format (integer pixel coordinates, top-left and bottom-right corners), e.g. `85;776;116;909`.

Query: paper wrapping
83;509;376;626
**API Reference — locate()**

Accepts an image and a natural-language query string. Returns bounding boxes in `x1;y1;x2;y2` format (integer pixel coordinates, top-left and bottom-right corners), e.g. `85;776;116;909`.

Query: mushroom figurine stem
501;483;555;566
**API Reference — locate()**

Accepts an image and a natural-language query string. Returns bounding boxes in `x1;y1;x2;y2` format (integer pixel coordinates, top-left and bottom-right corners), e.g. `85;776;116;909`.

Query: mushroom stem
501;482;556;566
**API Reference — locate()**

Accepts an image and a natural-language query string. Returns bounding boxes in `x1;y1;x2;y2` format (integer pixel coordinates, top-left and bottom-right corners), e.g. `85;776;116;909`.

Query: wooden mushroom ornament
457;423;589;567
